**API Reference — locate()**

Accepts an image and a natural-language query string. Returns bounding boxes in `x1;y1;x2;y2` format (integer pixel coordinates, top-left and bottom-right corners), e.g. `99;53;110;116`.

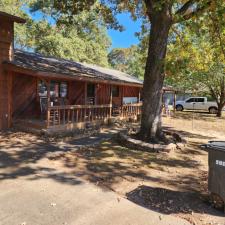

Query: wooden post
46;80;50;127
138;88;141;103
173;91;177;112
7;71;13;128
109;85;112;117
84;82;87;120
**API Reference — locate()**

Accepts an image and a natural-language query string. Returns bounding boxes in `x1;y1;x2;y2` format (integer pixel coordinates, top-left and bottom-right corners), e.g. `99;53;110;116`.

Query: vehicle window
196;98;204;102
186;98;195;103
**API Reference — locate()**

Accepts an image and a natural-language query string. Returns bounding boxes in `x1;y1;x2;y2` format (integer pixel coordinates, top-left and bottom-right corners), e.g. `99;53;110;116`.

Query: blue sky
28;10;142;49
107;13;142;49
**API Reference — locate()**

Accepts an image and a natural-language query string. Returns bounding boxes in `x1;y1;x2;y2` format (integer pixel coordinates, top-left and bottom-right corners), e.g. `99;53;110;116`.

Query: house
0;11;175;133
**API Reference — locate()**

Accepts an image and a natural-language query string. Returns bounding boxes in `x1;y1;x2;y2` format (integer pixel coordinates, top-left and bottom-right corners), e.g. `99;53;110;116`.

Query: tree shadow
0;131;82;186
126;185;224;218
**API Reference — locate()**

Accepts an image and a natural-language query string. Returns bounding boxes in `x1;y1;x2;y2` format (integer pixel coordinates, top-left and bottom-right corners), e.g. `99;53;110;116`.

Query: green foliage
0;0;111;67
108;46;145;78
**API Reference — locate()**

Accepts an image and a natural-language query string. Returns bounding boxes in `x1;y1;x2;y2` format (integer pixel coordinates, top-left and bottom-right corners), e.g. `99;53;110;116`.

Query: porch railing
47;104;112;127
120;102;142;118
46;102;143;127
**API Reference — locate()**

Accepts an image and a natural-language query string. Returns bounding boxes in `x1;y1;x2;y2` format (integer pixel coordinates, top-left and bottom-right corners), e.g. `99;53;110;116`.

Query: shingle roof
8;50;143;86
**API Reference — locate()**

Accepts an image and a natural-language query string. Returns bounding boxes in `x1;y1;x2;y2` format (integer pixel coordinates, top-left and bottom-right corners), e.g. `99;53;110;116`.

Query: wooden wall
12;73;40;119
96;83;110;104
123;86;140;98
68;81;85;105
0;20;14;130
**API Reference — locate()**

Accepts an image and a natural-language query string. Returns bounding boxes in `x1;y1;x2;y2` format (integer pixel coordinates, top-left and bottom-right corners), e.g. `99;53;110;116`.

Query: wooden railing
120;102;142;118
47;104;112;127
112;102;142;118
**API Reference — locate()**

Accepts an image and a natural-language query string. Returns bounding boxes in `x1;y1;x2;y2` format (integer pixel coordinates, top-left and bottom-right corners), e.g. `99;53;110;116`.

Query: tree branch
175;0;196;16
173;0;212;23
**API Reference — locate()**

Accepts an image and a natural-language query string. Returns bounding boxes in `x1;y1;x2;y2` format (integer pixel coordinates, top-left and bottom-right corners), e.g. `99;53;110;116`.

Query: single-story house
0;11;175;133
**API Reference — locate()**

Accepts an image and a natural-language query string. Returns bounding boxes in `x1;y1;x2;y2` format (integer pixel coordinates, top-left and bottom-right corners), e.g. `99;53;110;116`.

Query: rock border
118;132;186;153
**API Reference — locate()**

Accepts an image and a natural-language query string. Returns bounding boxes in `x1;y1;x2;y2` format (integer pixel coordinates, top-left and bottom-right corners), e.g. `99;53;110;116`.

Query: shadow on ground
0;131;83;185
126;185;224;218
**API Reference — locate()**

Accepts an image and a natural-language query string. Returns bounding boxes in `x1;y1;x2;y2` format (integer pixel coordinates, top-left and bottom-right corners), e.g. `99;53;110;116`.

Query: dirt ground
0;111;225;225
52;111;225;225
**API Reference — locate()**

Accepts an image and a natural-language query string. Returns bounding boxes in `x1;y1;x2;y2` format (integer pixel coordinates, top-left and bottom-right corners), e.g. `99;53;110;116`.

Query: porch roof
4;50;143;87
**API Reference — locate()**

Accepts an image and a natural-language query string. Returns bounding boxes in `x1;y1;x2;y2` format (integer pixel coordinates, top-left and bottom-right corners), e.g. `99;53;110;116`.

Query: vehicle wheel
176;105;183;111
209;107;218;114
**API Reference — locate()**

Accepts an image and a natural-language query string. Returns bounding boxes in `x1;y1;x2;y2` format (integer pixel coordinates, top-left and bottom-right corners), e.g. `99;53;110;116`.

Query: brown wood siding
0;20;14;129
12;73;40;119
123;86;139;97
96;83;110;105
68;81;85;105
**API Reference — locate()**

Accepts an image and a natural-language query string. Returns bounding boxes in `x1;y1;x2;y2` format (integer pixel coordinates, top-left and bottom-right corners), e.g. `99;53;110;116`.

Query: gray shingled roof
8;50;143;86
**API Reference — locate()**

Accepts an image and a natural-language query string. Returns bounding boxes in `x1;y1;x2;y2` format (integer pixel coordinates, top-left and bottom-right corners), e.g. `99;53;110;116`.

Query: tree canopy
0;0;111;67
108;46;145;78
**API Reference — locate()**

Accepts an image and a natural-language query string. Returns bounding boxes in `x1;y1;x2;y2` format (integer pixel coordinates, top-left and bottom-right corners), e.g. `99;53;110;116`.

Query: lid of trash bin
207;141;225;152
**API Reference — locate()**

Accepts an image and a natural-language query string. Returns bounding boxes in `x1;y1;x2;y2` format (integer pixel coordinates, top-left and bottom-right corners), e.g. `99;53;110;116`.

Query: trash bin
205;141;225;211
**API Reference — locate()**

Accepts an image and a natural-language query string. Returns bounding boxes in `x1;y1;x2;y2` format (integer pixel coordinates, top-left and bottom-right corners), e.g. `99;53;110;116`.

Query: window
112;86;119;97
196;98;204;103
38;81;47;97
50;81;59;98
60;82;68;98
38;81;68;98
87;83;95;97
186;98;195;103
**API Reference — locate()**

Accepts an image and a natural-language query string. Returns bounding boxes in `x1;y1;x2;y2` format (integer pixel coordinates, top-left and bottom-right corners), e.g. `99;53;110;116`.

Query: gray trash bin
205;141;225;210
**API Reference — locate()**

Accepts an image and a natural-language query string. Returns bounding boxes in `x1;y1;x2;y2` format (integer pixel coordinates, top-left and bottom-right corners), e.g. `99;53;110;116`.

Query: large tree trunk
217;103;224;117
140;5;172;141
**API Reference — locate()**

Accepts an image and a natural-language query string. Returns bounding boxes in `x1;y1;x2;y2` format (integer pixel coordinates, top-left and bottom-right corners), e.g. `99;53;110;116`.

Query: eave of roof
0;11;26;23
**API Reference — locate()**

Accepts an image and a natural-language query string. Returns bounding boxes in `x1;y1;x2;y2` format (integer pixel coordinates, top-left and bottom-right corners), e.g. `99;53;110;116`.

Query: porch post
138;88;141;103
84;82;87;120
46;80;50;127
121;86;124;117
7;71;13;128
173;91;177;112
84;82;87;104
109;85;112;117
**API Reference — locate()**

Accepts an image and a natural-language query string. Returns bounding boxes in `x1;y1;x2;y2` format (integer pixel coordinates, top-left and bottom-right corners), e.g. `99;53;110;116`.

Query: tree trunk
217;105;222;117
140;6;172;141
217;100;224;117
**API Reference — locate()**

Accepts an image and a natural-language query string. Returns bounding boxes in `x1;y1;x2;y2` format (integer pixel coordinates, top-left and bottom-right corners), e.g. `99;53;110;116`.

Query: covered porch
11;72;142;133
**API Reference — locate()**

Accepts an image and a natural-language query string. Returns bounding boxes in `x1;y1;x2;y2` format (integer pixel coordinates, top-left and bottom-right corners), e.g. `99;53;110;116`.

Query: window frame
38;80;68;98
